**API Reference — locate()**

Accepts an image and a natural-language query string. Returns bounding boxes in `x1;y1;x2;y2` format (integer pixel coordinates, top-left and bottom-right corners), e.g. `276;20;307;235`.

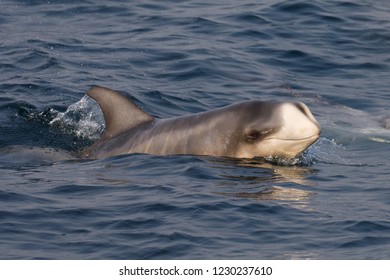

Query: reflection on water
369;137;390;144
232;186;314;201
208;157;316;210
282;251;320;260
210;155;318;186
217;186;314;211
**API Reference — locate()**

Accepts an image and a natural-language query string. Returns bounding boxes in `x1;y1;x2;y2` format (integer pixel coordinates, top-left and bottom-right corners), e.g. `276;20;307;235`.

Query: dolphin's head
235;100;320;159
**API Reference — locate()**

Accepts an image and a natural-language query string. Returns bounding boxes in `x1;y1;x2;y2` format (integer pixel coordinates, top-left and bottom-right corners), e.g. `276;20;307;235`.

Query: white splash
300;137;358;166
49;95;105;140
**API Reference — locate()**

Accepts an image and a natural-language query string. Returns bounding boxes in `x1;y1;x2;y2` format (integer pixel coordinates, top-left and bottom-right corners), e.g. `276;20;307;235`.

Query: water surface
1;0;390;259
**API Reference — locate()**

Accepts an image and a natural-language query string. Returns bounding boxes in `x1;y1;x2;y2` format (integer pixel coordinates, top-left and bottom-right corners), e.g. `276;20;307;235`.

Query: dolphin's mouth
267;134;320;142
261;134;320;159
289;134;319;142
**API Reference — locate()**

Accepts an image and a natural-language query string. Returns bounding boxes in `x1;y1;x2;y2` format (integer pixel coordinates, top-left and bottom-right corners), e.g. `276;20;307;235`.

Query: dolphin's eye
245;128;276;143
245;130;263;142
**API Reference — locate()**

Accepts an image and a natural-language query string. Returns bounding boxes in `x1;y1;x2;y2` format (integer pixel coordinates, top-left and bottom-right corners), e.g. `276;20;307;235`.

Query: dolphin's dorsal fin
86;86;155;139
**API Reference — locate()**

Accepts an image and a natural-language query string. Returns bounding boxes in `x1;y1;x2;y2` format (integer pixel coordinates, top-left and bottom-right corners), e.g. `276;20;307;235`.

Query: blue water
1;0;390;259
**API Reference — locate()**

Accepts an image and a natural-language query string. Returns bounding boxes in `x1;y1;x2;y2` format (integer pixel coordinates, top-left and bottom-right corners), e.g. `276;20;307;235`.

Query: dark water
1;0;390;259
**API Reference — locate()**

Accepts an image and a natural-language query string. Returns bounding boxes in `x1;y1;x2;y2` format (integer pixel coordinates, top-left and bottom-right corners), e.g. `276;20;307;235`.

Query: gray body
82;86;320;160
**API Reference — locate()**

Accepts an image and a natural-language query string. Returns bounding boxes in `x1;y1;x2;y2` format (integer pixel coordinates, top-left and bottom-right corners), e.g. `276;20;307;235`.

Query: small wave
49;95;104;140
379;115;390;129
260;137;359;166
300;137;361;166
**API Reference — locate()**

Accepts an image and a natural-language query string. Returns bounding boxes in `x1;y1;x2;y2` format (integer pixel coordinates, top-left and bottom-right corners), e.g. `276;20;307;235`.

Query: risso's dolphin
81;86;320;160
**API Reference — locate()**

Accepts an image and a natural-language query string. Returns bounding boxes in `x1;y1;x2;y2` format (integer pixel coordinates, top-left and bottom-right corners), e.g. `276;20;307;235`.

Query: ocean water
1;0;390;259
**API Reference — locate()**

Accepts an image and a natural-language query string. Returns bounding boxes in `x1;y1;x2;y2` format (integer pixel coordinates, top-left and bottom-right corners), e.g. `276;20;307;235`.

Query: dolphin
81;86;320;160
